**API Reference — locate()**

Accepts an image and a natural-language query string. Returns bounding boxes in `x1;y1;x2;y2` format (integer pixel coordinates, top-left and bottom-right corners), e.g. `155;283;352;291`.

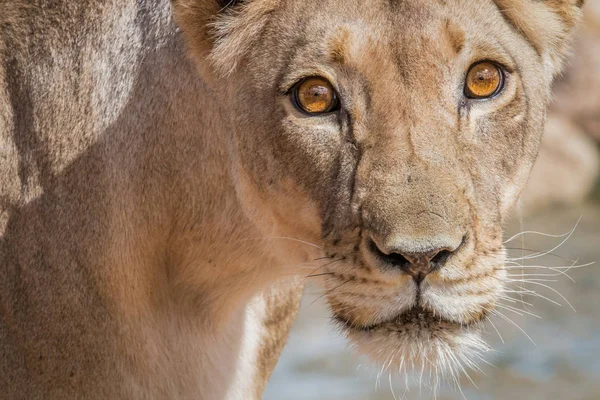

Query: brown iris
464;62;503;99
294;77;338;114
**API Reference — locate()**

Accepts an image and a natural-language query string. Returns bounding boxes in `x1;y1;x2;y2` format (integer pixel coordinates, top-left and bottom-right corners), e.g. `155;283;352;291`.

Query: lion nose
368;237;464;284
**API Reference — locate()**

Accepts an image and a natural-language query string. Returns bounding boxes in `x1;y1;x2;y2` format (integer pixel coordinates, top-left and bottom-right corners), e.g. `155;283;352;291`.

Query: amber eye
464;62;504;99
293;77;339;114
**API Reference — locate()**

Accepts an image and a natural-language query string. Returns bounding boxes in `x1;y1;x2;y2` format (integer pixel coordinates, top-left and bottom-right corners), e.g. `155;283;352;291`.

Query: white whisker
508;286;564;307
504;228;574;244
498;294;534;307
508;278;559;283
485;316;505;343
506;217;580;261
490;309;536;345
515;280;576;311
496;302;542;319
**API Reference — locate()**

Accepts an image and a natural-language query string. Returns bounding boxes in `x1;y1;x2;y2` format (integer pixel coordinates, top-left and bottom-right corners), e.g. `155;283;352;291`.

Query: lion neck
89;22;299;332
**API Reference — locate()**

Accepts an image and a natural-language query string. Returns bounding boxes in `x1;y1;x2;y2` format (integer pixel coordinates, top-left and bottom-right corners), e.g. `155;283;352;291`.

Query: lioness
0;0;583;399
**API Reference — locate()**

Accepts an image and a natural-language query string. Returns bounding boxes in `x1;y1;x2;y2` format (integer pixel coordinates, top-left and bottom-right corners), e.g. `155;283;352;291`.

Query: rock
519;116;600;214
551;2;600;142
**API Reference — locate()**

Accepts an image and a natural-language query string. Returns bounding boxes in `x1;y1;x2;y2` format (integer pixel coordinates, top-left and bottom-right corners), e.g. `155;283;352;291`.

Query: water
265;203;600;400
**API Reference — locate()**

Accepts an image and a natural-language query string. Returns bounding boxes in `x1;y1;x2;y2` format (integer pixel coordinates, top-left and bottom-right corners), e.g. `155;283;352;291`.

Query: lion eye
293;77;339;114
464;62;503;99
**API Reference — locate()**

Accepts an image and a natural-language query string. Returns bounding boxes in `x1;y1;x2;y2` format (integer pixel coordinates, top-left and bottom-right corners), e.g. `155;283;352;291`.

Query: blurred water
265;203;600;400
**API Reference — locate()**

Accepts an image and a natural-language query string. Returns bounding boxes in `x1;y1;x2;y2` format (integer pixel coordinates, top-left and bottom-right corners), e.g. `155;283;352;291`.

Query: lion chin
333;305;491;387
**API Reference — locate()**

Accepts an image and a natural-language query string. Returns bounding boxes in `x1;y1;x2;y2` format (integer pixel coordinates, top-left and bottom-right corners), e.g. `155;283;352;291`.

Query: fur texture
0;0;582;398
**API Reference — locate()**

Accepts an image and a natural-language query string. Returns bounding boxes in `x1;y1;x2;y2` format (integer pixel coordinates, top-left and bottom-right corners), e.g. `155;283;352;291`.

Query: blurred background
265;3;600;399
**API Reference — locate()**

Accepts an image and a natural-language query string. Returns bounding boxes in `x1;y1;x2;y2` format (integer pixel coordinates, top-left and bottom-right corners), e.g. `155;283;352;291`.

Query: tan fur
493;0;583;78
0;0;582;398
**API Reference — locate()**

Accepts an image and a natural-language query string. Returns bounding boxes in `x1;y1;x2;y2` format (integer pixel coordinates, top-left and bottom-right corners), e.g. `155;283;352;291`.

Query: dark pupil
476;67;492;81
309;86;327;98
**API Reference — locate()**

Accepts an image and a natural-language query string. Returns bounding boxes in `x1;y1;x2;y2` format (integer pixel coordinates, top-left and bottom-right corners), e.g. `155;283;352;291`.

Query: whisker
504;261;594;270
495;302;542;319
515;203;527;308
508;272;572;278
389;373;398;400
309;280;352;306
490;309;536;345
473;353;497;369
296;258;344;288
236;236;325;249
506;217;580;262
508;278;559;283
504;227;575;244
503;260;595;283
506;286;564;307
498;294;534;307
507;272;575;282
505;248;579;264
514;280;576;311
304;272;335;278
448;351;477;390
485;315;505;343
503;261;594;268
271;236;323;249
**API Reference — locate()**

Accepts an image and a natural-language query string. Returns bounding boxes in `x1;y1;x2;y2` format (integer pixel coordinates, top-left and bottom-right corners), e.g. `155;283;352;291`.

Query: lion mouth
334;306;484;334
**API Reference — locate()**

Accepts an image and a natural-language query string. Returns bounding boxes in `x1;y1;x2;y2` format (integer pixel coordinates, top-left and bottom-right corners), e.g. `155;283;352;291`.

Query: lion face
175;0;582;383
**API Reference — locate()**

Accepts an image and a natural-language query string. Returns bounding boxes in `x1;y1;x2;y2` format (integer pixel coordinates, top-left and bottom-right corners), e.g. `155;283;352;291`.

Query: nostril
430;249;452;266
367;235;466;282
368;240;412;269
383;252;413;269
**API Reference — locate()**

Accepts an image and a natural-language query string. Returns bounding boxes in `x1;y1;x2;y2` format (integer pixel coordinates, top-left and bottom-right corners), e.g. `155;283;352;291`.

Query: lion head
173;0;583;385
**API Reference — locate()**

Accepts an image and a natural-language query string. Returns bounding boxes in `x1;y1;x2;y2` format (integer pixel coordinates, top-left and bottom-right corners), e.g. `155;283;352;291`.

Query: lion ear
172;0;273;77
493;0;585;78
